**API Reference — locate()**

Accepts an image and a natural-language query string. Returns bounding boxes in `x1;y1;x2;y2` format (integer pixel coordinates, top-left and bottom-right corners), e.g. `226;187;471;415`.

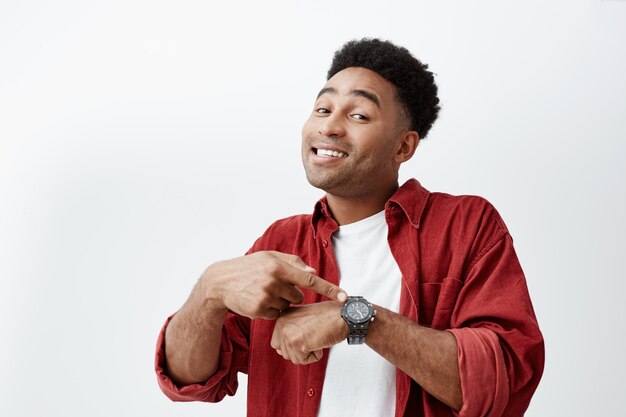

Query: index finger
279;263;347;302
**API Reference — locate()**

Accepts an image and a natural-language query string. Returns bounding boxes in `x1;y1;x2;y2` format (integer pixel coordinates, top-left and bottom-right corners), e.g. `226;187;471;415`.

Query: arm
366;306;463;411
446;235;544;417
164;274;229;386
161;251;348;387
271;236;543;416
270;302;462;410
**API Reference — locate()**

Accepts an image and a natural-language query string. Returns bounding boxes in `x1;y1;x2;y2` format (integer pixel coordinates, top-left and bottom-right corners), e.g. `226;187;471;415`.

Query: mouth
311;147;348;158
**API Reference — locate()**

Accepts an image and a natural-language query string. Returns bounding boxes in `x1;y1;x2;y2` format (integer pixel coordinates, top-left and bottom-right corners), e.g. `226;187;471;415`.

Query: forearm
366;306;462;411
164;271;228;386
164;250;346;385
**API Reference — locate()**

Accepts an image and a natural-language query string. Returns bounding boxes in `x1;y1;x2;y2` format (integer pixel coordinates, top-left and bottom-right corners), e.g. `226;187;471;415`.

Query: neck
326;182;399;226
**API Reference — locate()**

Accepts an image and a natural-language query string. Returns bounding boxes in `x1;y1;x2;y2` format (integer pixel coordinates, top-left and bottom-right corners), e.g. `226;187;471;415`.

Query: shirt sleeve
155;312;251;402
447;234;545;417
154;230;273;402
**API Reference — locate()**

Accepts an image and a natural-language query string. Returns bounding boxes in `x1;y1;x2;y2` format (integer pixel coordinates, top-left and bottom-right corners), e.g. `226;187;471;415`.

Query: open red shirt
155;179;544;417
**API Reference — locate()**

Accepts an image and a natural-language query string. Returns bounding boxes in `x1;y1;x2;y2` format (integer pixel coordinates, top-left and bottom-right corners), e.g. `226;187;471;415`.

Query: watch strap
346;324;368;344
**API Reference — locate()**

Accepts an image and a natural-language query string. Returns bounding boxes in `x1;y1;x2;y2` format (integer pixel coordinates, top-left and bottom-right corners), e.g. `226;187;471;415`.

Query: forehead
321;67;398;106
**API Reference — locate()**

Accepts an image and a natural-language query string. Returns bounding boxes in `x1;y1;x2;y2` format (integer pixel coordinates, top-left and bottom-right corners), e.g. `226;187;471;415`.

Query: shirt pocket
419;277;463;330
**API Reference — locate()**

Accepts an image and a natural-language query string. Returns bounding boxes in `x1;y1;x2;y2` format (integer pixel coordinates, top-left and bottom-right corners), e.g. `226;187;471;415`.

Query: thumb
269;251;317;274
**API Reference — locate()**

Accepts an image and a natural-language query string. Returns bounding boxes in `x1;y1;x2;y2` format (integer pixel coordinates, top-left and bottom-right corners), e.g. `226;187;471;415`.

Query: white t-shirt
317;210;402;417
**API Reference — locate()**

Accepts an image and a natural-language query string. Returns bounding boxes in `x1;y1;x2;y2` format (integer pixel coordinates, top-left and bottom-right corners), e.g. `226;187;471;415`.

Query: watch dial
347;301;370;322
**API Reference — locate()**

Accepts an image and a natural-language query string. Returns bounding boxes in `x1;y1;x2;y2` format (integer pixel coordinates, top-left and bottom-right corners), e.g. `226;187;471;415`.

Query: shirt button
307;388;315;397
322;240;328;248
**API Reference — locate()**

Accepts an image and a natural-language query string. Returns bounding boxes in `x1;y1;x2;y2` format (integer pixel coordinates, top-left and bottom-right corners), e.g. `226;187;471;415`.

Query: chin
304;173;330;192
307;177;363;198
305;172;341;194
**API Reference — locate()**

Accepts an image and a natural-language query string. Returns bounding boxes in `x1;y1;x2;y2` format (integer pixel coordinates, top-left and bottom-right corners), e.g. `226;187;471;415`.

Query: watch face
346;300;371;323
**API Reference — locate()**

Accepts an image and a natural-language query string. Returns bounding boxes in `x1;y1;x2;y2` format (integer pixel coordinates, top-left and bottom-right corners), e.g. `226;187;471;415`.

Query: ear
393;131;420;163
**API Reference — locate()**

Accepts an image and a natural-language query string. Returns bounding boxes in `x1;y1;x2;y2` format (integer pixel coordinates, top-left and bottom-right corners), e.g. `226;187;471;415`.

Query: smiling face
301;67;413;198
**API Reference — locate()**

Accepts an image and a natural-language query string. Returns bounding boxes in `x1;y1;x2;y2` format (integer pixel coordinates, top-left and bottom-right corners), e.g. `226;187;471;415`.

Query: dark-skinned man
155;38;544;417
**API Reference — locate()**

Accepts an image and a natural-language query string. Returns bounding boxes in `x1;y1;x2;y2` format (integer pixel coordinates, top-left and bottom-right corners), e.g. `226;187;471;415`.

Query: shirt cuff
447;327;509;417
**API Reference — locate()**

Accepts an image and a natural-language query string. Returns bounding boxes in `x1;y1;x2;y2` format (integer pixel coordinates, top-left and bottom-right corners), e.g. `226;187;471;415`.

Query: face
301;67;410;198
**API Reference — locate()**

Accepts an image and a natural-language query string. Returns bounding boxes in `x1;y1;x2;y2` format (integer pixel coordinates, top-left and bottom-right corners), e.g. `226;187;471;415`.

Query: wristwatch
340;296;376;345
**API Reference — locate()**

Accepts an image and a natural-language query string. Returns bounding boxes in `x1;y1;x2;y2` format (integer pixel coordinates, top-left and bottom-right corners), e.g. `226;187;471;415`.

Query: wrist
198;264;229;316
340;296;376;345
334;302;350;341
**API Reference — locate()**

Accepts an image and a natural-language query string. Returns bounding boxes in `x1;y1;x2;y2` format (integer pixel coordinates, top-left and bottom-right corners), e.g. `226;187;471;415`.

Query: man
155;38;544;417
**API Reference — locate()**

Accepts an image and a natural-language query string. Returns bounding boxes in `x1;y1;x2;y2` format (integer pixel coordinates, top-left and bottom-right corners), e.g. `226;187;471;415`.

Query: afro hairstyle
327;38;440;140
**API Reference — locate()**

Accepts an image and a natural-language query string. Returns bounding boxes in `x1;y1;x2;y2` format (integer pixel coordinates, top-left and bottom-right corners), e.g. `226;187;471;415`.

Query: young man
155;38;544;417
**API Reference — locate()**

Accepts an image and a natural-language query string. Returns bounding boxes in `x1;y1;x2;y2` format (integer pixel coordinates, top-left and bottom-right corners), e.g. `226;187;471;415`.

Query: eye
351;113;369;121
315;107;330;115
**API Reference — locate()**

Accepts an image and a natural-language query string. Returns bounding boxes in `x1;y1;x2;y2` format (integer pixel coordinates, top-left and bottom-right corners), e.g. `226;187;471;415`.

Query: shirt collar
309;178;430;234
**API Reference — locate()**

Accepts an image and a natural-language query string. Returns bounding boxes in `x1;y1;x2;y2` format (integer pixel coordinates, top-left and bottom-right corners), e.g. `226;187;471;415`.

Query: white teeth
316;148;347;158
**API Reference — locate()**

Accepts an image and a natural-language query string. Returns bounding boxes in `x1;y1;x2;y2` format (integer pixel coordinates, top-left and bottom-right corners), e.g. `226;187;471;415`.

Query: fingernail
305;266;316;273
337;292;347;302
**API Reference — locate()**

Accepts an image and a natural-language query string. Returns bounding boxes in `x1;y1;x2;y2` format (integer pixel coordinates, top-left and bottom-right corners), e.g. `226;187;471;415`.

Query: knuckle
260;279;275;294
251;311;265;320
293;256;306;267
303;274;316;288
254;299;267;313
254;251;270;262
264;259;281;276
324;285;335;297
257;293;269;305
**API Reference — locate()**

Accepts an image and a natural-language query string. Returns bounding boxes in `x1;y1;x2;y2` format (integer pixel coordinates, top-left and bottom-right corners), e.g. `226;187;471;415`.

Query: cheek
301;119;316;154
357;132;386;154
356;134;397;165
301;116;317;138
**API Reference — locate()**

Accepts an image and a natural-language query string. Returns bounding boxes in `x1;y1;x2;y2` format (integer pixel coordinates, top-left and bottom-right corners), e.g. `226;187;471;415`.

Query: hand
271;301;349;365
203;251;347;320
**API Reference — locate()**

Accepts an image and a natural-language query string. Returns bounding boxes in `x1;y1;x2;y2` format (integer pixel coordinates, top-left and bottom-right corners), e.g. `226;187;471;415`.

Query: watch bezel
341;298;375;324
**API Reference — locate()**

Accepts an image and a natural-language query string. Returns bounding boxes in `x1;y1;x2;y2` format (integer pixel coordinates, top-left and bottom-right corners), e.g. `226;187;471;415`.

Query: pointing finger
279;263;347;302
268;251;317;274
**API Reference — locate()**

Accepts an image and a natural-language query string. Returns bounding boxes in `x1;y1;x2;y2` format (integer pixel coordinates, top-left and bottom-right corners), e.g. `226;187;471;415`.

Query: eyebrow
316;86;381;108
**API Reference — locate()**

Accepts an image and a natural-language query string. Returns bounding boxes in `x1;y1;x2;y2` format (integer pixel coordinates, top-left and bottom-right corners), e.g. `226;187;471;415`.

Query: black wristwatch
340;296;376;345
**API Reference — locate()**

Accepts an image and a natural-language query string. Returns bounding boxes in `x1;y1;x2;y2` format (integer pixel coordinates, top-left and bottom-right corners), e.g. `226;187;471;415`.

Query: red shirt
155;179;544;417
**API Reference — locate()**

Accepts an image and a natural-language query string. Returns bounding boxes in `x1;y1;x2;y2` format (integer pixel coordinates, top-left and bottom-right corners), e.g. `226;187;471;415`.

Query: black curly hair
327;38;440;140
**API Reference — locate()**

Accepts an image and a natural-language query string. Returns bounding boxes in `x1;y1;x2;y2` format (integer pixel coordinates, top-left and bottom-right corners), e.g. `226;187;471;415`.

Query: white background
1;0;625;416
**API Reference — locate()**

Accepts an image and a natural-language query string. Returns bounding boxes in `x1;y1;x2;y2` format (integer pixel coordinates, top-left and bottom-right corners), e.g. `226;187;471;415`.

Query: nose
318;113;346;138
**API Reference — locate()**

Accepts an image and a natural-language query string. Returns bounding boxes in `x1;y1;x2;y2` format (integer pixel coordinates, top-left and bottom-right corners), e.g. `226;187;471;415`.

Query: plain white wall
1;0;625;415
